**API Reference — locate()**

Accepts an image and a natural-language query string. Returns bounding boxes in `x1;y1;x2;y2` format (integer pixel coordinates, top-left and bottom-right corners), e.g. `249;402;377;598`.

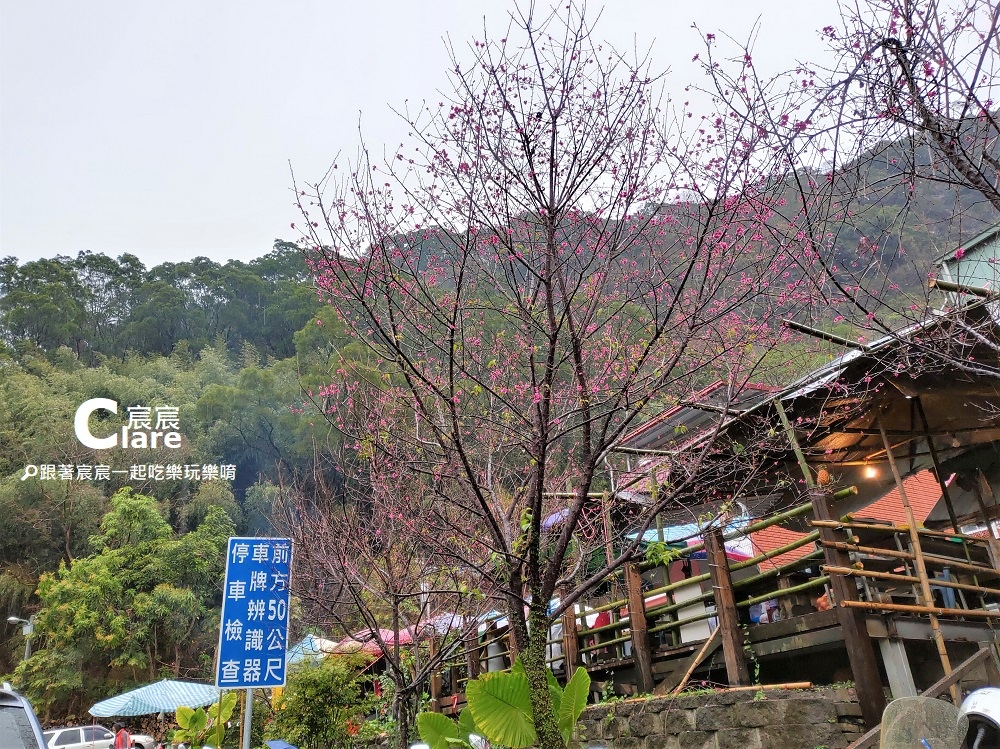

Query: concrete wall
574;687;863;749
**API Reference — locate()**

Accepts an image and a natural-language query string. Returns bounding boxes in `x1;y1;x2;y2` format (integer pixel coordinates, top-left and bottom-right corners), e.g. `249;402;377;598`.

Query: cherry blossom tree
277;438;492;749
292;4;829;746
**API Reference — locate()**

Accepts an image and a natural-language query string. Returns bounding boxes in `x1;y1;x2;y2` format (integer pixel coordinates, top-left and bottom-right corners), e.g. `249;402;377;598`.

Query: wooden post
777;576;797;620
704;526;750;686
465;634;481;680
561;605;580;675
811;490;887;728
624;562;654;693
428;636;442;711
775;399;886;729
877;416;958;704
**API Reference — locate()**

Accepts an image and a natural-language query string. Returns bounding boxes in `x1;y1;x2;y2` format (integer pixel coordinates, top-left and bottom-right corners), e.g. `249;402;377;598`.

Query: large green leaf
457;707;480;742
417;711;461;749
176;706;195;729
212;692;239;723
558;666;591;744
187;707;208;733
466;672;537;748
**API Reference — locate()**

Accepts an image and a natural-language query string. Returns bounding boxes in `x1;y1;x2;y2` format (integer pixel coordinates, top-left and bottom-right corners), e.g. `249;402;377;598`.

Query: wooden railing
427;500;1000;713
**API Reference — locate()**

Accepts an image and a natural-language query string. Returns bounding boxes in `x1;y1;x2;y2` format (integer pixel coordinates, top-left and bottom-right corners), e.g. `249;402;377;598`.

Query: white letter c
74;398;118;450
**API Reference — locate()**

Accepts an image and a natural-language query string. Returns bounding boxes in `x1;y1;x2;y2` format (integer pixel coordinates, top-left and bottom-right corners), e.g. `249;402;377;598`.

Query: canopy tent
285;633;339;667
89;679;219;717
331;627;414;656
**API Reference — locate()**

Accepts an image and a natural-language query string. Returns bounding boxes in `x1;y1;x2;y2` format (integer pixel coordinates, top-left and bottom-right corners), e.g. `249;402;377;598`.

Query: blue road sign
215;537;293;688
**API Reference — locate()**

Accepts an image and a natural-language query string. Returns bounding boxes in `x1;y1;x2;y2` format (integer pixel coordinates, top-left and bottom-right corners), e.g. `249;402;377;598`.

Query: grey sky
1;1;838;266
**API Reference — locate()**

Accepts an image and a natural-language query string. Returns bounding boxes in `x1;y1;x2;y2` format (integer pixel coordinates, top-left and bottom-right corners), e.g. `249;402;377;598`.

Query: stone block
714;728;762;749
834;701;863;718
615;737;645;749
603;716;629;739
779;697;837;725
576;718;600;741
630;712;663;737
694;705;737;731
677;730;717;749
585;704;612;722
662;708;697;734
758;723;843;749
732;700;784;727
646;736;681;749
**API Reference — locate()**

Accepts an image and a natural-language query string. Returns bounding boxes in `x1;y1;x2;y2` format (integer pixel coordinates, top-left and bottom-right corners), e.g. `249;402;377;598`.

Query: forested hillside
0;242;380;712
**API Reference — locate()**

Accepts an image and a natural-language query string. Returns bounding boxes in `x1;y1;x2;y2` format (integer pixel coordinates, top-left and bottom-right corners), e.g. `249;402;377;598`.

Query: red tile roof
854;470;942;525
744;470;944;572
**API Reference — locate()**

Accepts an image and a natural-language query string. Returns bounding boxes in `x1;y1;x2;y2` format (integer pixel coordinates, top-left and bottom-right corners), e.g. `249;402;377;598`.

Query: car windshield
0;705;41;749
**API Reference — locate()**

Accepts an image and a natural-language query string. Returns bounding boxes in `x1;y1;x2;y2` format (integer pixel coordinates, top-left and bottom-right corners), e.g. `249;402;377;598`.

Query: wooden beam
465;634;481;680
974;470;1000;569
810;490;888;729
560;607;579;677
774;398;886;730
654;627;721;696
624;563;654;693
704;527;750;686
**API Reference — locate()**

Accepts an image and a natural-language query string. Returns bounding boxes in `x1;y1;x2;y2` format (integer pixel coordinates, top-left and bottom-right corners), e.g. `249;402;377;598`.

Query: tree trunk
523;608;565;749
392;686;415;749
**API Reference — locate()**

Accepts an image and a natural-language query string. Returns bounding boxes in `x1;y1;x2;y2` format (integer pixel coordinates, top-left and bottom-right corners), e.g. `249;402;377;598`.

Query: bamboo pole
821;565;1000;598
839;600;1000;618
638;500;821;571
648;609;715;635
716;681;813;692
821;540;998;577
877;415;958;703
577;633;631;654
737;576;830;608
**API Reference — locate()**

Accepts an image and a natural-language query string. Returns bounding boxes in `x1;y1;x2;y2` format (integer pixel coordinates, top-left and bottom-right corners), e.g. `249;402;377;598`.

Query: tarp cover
89;679;220;717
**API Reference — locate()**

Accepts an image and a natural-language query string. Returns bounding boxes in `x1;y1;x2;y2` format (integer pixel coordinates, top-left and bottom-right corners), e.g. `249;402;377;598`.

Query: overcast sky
1;1;839;267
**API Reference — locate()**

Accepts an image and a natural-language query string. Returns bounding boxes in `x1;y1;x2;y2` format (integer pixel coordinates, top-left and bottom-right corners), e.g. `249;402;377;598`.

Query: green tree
15;489;234;718
266;655;371;749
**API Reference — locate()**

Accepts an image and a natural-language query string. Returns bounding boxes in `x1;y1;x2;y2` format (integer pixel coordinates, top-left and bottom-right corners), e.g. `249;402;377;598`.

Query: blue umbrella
265;741;298;749
89;679;220;717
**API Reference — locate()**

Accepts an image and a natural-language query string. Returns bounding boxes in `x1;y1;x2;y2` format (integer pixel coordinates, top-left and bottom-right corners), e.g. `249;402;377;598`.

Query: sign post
215;537;292;749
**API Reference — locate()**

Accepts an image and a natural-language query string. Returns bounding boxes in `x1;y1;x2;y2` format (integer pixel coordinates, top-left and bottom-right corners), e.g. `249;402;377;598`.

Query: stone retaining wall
574;687;864;749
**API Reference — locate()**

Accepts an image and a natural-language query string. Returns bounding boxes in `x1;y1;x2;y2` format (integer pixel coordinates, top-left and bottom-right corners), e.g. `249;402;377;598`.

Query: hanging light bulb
864;464;878;479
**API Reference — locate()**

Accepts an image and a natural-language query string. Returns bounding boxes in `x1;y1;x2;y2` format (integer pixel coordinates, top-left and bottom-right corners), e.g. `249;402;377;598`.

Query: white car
43;725;155;749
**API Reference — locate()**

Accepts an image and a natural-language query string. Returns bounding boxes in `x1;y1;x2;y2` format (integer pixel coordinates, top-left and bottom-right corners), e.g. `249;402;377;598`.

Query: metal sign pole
241;688;252;749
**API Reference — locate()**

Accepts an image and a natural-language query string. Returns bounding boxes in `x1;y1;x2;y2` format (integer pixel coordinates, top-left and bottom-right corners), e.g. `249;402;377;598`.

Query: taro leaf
466;671;536;748
214;692;238;723
558;666;591;745
457;707;480;742
417;711;462;749
176;706;195;729
187;707;208;734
